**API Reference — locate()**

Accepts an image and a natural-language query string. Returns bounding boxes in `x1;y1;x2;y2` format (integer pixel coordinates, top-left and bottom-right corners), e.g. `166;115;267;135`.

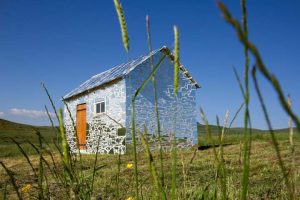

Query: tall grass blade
171;122;177;199
33;130;53;153
219;111;229;160
130;100;139;200
37;129;45;199
200;108;223;198
57;108;75;186
235;0;252;198
133;54;167;100
179;152;187;199
42;82;60;147
10;138;37;177
27;138;61;183
53;137;63;159
227;103;244;131
61;98;77;138
34;129;67;186
38;155;44;199
42;163;50;198
0;162;22;200
171;29;180;198
146;15;164;187
116;154;121;199
217;1;300;133
288;95;296;199
113;0;129;52
216;112;229;200
41;81;59;122
251;66;293;198
173;25;180;96
2;182;7;200
138;129;166;200
233;67;245;98
189;148;197;164
241;0;249;91
45;105;60;135
41;155;61;184
200;108;219;164
62;97;84;180
90;133;102;198
130;54;167;200
58;108;71;170
30;134;61;183
45;103;60;147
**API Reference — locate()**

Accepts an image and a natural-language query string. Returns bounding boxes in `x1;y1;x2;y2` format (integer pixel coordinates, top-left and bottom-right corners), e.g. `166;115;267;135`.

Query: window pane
101;102;105;113
96;103;100;113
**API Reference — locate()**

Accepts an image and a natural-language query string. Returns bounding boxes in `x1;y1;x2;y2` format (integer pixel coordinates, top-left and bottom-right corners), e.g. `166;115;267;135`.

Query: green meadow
0;119;56;157
0;119;299;199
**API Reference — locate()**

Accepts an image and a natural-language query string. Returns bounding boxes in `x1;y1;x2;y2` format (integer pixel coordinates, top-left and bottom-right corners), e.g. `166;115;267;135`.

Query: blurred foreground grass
1;119;299;199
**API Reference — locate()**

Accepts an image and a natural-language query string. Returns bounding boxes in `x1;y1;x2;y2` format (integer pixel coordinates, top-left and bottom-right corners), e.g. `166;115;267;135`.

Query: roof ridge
63;46;200;100
90;47;163;79
63;47;165;100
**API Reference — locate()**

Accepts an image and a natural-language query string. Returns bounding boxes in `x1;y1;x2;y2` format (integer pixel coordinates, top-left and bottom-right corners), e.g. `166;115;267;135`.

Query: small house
63;46;200;154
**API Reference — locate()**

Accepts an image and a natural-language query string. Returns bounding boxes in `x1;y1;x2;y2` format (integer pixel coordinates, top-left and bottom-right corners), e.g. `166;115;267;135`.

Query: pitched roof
63;46;200;100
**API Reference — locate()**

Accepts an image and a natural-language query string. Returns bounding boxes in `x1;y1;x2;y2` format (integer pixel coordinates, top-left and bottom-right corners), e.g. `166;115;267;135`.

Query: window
95;101;105;114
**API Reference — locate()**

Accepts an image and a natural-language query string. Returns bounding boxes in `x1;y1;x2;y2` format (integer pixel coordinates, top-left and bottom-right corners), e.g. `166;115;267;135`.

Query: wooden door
76;103;87;150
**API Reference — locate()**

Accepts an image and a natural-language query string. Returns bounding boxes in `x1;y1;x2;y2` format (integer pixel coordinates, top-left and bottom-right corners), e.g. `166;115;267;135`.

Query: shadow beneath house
198;143;233;151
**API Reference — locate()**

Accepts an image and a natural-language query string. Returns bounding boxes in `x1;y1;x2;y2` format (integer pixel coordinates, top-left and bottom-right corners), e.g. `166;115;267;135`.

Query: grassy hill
0;118;55;141
0;118;53;132
197;122;297;135
0;119;56;157
197;122;299;146
0;119;298;156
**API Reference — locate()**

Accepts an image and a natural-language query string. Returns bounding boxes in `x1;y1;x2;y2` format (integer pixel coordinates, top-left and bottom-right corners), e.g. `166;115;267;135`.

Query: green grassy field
0;119;299;199
1;118;297;157
0;119;56;157
197;122;300;147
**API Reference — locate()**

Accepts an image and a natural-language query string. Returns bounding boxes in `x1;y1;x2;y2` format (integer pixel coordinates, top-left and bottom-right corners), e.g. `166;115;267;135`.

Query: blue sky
0;0;299;129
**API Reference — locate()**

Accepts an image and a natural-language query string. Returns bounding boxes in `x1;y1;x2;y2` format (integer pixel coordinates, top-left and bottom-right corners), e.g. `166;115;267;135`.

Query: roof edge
64;46;201;100
63;77;124;101
159;46;201;89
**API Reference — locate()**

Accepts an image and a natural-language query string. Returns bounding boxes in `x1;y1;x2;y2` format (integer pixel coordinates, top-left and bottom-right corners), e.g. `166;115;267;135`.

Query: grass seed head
113;0;130;53
173;25;180;96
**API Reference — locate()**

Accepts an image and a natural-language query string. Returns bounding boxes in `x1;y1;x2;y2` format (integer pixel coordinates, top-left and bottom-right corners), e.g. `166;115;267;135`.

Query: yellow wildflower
21;184;31;193
126;197;134;200
126;163;133;169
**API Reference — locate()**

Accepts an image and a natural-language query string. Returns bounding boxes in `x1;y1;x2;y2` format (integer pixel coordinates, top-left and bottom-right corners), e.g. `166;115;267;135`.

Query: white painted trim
94;100;106;115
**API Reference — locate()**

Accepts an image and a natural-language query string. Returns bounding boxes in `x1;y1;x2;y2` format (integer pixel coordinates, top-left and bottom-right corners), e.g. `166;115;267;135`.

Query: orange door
76;104;87;150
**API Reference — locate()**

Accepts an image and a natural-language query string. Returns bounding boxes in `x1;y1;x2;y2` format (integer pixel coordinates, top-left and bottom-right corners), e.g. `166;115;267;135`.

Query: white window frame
94;100;106;115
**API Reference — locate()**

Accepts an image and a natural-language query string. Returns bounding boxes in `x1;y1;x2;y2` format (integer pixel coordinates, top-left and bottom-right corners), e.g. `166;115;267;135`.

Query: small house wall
64;79;127;154
125;51;198;148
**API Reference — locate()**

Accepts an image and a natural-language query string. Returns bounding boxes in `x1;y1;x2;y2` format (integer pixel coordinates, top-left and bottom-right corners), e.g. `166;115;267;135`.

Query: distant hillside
0;119;298;157
197;122;296;135
0;118;295;137
0;118;54;133
0;118;296;143
0;119;55;145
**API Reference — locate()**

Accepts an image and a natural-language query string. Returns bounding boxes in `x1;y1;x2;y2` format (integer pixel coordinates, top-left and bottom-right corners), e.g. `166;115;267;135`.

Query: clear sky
0;0;299;129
